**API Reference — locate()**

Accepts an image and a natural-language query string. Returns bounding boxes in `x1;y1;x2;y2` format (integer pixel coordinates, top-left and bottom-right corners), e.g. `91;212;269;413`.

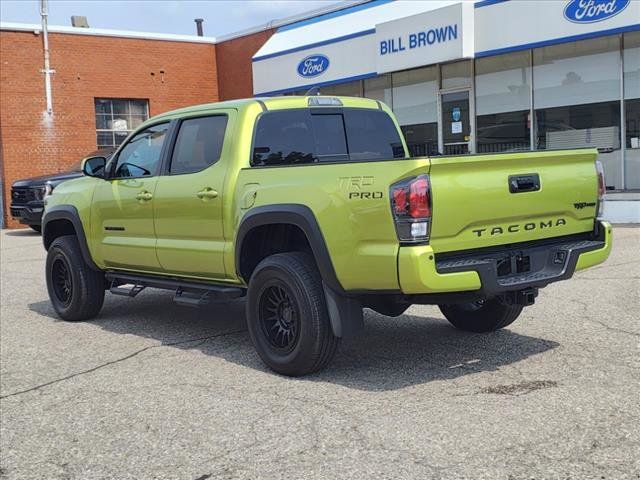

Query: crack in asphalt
545;294;640;339
0;329;246;400
588;319;640;338
572;299;640;338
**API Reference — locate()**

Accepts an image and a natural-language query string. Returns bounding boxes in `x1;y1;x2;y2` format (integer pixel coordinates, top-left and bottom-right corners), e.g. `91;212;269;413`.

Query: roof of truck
151;95;383;123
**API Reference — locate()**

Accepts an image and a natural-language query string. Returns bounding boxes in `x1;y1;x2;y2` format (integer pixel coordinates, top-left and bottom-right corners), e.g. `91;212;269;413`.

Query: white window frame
95;98;150;149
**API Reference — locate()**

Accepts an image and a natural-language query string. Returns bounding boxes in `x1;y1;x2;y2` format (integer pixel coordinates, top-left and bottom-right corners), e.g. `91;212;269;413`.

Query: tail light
390;174;431;243
595;160;605;219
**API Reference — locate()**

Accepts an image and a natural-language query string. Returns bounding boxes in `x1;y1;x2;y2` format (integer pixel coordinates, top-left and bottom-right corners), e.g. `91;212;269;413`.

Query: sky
0;0;352;37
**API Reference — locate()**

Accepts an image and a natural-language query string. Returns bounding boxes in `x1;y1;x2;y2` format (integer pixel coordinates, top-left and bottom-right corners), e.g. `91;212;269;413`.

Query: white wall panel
475;0;640;56
253;34;377;95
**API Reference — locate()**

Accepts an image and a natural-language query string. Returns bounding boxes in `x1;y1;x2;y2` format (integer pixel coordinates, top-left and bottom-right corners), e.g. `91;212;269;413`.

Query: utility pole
41;0;55;115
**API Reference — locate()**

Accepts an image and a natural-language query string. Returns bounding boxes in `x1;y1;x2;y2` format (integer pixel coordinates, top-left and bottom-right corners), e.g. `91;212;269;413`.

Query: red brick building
0;23;275;227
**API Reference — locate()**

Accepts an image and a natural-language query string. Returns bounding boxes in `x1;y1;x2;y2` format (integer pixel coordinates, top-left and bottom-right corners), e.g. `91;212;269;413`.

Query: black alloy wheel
259;283;301;353
51;256;73;306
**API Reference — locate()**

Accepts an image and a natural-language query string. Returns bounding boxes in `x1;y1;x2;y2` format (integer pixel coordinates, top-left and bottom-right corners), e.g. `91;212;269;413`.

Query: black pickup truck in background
10;149;113;232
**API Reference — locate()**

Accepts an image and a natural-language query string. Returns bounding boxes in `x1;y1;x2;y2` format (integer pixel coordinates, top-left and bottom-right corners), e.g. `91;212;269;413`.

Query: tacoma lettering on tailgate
472;218;567;237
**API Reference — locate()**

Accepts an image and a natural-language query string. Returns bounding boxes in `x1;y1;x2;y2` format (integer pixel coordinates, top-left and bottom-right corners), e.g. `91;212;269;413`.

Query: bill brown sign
375;3;475;74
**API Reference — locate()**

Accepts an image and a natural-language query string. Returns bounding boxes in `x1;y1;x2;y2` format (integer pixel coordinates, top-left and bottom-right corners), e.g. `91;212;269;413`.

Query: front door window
112;123;169;178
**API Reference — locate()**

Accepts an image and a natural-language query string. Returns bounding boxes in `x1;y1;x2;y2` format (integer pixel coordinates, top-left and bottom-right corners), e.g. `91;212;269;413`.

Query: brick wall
0;30;219;228
216;29;274;101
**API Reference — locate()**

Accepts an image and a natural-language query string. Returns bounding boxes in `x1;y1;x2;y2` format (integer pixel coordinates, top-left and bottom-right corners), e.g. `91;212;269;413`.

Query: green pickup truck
42;95;612;376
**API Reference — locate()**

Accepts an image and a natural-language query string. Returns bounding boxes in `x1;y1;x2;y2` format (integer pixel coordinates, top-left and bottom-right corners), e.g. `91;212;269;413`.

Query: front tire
439;297;523;333
46;235;105;321
246;252;340;376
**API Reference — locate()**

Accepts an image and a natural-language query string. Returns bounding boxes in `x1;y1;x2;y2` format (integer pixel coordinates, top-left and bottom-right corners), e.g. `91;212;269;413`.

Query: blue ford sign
564;0;630;23
297;54;330;78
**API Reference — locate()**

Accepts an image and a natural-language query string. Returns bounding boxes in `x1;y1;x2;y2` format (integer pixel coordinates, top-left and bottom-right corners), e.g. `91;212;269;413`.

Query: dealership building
1;0;639;227
253;0;640;221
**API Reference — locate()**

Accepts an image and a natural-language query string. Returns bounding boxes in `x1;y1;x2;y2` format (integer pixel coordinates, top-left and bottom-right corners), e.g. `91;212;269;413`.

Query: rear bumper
398;221;612;295
10;204;44;226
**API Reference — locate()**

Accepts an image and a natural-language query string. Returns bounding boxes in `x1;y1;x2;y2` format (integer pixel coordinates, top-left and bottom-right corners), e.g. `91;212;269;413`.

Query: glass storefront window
534;36;621;110
476;111;530;153
392;66;438;156
535;101;621;149
476;51;531;153
534;36;622;189
624;31;640;190
441;60;471;89
320;80;362;97
364;75;392;107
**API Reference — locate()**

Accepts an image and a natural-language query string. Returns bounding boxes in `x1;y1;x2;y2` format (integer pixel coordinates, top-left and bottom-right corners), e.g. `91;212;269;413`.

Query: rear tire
29;225;41;233
46;235;105;321
439;297;523;333
246;252;340;376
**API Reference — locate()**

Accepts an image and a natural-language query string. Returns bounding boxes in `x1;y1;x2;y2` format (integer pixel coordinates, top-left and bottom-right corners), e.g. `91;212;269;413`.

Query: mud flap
322;282;363;338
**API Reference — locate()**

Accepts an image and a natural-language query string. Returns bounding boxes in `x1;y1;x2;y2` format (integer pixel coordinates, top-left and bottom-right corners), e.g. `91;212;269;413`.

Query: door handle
136;191;153;201
509;174;540;194
196;188;218;199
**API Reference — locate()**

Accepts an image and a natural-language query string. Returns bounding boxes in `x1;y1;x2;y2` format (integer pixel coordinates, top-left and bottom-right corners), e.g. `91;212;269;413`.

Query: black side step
105;271;245;306
173;288;212;308
110;283;146;297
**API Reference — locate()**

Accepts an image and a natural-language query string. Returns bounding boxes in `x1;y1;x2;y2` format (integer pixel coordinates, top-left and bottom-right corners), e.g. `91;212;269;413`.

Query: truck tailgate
428;149;599;254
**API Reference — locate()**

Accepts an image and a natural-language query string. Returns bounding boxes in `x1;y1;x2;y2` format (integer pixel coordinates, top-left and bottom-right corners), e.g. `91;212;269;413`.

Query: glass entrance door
441;90;471;155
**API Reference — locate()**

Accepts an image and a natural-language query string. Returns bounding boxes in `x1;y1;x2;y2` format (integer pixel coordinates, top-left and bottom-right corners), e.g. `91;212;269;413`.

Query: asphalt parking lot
1;227;638;480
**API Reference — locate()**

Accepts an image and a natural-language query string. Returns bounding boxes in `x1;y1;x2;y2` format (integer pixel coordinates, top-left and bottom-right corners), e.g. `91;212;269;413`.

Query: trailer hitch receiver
502;288;538;306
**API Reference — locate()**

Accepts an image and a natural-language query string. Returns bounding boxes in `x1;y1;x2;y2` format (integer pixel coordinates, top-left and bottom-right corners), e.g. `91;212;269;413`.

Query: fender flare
235;204;343;293
42;205;101;271
235;204;363;338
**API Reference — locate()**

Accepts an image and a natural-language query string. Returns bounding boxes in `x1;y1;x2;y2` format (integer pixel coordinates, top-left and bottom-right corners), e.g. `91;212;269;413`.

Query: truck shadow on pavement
29;290;558;392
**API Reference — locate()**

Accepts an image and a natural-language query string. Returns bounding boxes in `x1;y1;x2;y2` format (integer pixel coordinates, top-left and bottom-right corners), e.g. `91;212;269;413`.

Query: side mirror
82;156;107;178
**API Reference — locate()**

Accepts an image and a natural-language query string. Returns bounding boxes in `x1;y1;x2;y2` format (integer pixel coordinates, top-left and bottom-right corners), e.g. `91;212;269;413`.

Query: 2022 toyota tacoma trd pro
42;96;612;376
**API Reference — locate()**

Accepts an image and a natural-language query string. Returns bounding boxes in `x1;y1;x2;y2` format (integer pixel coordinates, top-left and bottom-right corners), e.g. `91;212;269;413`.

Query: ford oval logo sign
297;54;330;78
564;0;630;23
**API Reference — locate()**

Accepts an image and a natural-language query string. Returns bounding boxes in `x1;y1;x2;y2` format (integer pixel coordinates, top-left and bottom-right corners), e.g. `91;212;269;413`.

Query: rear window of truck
251;108;405;166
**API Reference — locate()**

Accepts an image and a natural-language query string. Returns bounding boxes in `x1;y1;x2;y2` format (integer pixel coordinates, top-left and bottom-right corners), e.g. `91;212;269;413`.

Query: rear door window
251;108;405;166
252;110;316;166
170;115;228;174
